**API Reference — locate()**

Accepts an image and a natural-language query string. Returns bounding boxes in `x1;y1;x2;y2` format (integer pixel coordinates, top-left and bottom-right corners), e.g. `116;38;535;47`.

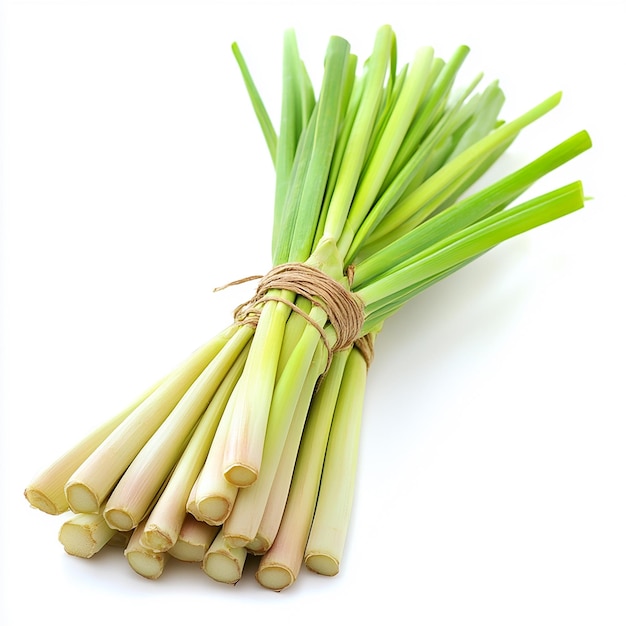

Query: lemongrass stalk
168;515;219;563
248;347;350;556
58;512;117;559
222;317;329;548
193;378;241;525
305;345;369;576
202;528;247;585
64;325;237;514
222;297;293;487
186;475;202;521
24;377;162;515
255;342;343;592
140;344;249;551
102;326;253;531
124;520;167;580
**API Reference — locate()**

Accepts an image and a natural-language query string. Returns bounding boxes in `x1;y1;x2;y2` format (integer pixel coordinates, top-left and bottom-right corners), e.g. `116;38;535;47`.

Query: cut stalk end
58;513;116;559
125;550;167;580
223;464;257;487
196;496;232;526
103;508;137;532
24;488;65;516
202;551;245;585
305;552;340;576
65;482;101;514
255;563;295;591
141;526;173;552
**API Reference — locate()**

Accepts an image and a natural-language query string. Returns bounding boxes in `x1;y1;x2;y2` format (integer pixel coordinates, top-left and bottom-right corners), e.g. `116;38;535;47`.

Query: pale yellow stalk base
65;327;235;514
304;553;339;577
25;380;160;515
255;561;295;592
168;516;219;562
202;529;247;584
124;521;167;580
304;346;368;578
58;512;116;558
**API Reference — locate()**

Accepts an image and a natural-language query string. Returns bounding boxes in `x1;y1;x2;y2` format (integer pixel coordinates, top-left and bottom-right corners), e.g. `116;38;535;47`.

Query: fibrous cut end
305;552;340;576
255;564;295;591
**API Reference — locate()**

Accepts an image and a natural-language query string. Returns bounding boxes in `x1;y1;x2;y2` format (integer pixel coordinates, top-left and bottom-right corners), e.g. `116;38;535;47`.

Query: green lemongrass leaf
360;255;485;335
383;45;471;186
366;91;563;247
343;70;488;264
311;61;363;251
272;30;313;263
273;108;318;264
321;25;394;242
336;46;435;259
357;181;585;313
353;130;592;288
231;42;277;165
287;36;352;262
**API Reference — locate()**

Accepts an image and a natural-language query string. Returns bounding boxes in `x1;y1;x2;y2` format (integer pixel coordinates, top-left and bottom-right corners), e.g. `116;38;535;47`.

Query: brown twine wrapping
215;262;367;372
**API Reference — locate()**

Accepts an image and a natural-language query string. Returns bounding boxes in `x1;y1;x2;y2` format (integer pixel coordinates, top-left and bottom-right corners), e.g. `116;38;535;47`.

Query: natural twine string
215;262;373;370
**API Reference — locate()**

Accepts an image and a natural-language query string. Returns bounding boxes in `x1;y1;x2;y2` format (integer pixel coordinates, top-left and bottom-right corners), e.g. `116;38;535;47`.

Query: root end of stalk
65;482;101;514
197;496;231;526
125;550;166;580
223;464;258;488
24;487;66;516
202;552;244;585
58;525;98;559
305;553;340;577
141;526;173;552
255;564;295;591
103;508;136;532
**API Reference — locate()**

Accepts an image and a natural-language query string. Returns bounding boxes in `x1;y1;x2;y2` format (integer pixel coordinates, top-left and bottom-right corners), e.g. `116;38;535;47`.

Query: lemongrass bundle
25;25;591;592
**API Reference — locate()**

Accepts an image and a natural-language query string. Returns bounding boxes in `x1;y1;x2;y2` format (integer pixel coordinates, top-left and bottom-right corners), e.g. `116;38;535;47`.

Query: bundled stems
25;25;590;593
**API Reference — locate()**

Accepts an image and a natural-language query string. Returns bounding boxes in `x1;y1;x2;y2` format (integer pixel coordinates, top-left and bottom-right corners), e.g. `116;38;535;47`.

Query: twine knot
215;262;370;371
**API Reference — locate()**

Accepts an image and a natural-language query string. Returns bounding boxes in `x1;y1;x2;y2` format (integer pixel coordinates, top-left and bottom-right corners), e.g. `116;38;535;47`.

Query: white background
1;0;624;624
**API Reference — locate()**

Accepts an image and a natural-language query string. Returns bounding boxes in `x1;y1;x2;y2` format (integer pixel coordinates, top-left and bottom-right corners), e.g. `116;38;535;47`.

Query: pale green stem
305;346;368;576
193;376;242;525
25;377;162;515
255;337;342;591
103;326;253;531
140;344;249;551
222;297;293;487
223;328;328;548
64;325;237;514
